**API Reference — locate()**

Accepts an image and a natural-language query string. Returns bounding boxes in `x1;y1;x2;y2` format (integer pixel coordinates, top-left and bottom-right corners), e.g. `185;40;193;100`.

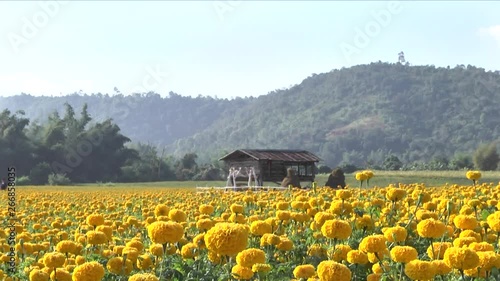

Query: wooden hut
219;149;321;186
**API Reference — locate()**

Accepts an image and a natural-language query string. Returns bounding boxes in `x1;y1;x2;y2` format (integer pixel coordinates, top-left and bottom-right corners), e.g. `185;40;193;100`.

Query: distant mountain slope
169;63;500;166
0;92;251;147
2;62;499;167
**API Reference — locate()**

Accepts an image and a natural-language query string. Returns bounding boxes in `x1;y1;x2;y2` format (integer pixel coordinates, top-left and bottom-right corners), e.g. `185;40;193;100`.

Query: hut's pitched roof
219;149;321;162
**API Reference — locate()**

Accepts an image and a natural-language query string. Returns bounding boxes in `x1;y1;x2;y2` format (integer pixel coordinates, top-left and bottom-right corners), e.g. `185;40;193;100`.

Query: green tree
29;162;51;185
473;142;499;171
449;153;474;170
383;155;403;171
0;109;35;176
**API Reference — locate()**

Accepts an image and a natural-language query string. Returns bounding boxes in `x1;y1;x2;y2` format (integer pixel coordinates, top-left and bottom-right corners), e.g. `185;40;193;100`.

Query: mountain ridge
1;62;499;167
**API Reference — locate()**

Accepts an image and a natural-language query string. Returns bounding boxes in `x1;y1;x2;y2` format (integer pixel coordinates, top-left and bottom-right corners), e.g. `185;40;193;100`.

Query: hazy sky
1;1;499;99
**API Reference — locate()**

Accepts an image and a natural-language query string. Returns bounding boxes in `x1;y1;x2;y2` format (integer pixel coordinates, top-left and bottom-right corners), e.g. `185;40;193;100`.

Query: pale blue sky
1;1;499;99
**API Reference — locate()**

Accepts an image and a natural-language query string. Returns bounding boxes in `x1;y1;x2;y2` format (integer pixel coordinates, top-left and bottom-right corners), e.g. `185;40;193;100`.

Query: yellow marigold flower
276;201;289;210
207;251;222;264
276;211;291;221
236;248;266;268
196;218;215;231
459;206;474;215
243;195;254;204
252;263;271;273
363;170;374;179
416;210;438;220
113;245;125;256
205;222;249;256
166;244;177;255
346;250;369;265
328;244;351;262
30;269;50;281
469;242;495;252
260;233;281;247
359;235;387;253
123;246;139;263
276;237;294;251
86;214;104;227
314;212;335;228
486;211;500;232
336;189;352;200
467;199;481;208
50;268;71;281
229;213;247;224
55;240;76;255
355;172;368;181
404;260;436;281
72;261;105;281
75;256;86;266
329;201;353;216
154;204;170;217
423;202;437;211
256;200;267;208
168;209;187;223
459;229;481;242
386;188;406;202
307;244;327;258
431;260;451;275
106;257;133;275
321;219;352;240
368;249;389;263
453;237;477;248
453;215;478;230
417;219;446;239
412;189;431;203
193;233;205;248
231;265;254;280
382;226;407;243
475;251;498;272
250;221;272;236
128;273;160;281
199;204;214;215
43;252;66;268
137;254;153;270
355;215;374;230
95;225;113;241
126;239;144;252
230;204;244;214
463;267;487;278
317;260;351;281
293;264;316;279
291;201;305;210
367;273;382;281
371;198;385;208
390;246;418;263
372;261;390;274
443;247;480;270
466;171;481;181
427;242;452;259
487;199;498;207
181;242;198;259
309;197;324;208
147;221;184;245
86;231;108;245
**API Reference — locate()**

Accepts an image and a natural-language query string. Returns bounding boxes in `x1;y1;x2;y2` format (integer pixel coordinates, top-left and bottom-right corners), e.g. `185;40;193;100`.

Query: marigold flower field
2;180;500;281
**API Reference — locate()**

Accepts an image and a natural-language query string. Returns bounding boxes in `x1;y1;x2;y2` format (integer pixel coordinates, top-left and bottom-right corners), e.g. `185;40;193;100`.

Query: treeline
320;143;499;173
0;104;225;185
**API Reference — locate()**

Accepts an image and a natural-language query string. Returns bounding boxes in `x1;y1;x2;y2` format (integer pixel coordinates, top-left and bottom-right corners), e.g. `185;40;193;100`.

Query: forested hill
171;63;500;166
2;62;500;167
0;92;252;147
